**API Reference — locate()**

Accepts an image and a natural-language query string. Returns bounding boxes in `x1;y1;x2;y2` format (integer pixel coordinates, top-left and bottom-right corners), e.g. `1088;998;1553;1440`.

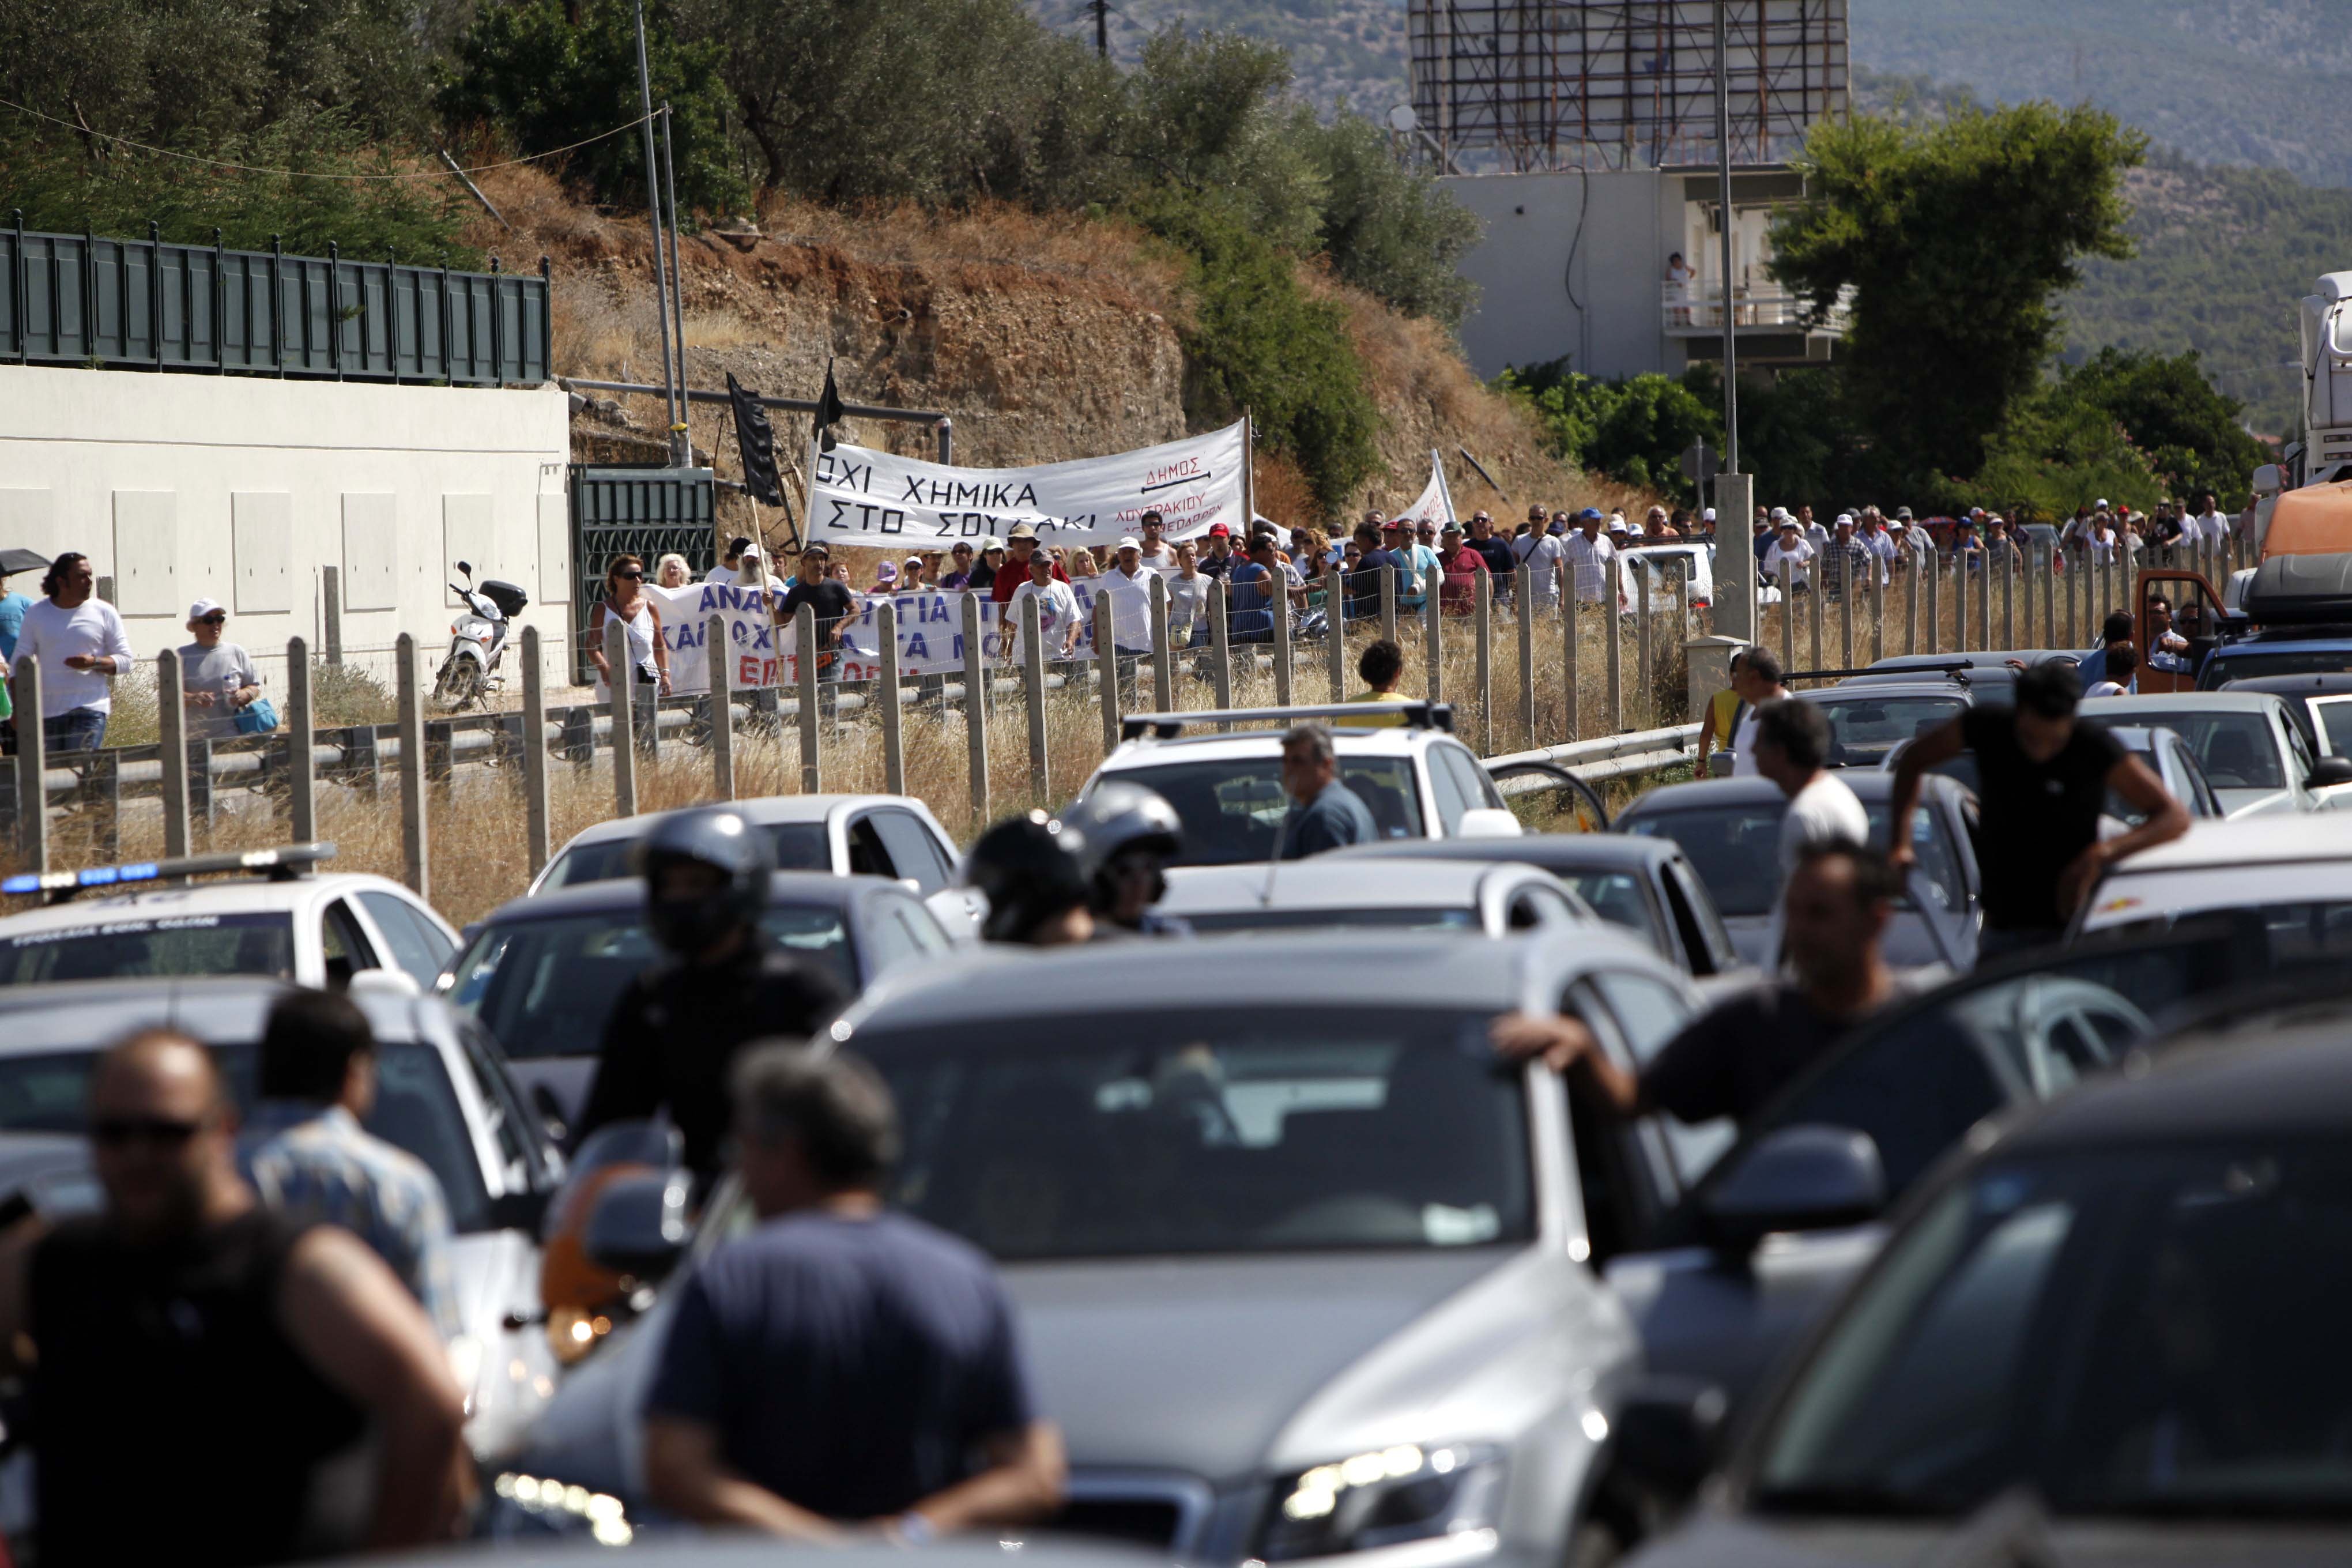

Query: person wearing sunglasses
178;596;264;742
589;553;672;709
0;1030;471;1562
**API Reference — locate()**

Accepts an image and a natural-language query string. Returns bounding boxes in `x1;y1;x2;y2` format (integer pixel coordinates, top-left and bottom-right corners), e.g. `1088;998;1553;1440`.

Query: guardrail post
705;615;733;802
396;634;428;898
286;636;316;843
1379;561;1397;646
1322;566;1344;702
1869;560;1884;664
521;626;551;870
1606;555;1624;733
1563;569;1580;743
322;566;343;666
1777;559;1795;671
962;594;989;822
1021;595;1049;802
795;604;820;793
1516;564;1535;747
10;659;43;875
159;649;191;860
1475;567;1494;753
1806;560;1824;681
1271;570;1294;708
1208;578;1233;717
1422;568;1443;706
1151;575;1176;713
1092;593;1119;758
607;617;636;817
880;600;907;794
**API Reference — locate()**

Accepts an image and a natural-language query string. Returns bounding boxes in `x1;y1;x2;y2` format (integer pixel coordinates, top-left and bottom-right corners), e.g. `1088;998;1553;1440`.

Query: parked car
2079;691;2352;816
1154;857;1588;938
0;845;459;993
1794;682;1972;770
2072;813;2352;949
1619;986;2352;1565
1081;704;1521;867
1613;773;1982;970
2212;670;2352;759
511;931;1725;1562
1326;835;1746;978
0;976;563;1460
439;872;958;1132
529;794;979;936
2102;725;2226;822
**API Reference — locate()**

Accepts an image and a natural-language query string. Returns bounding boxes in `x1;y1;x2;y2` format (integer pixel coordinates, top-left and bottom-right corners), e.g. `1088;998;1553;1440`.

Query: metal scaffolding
1408;0;1848;174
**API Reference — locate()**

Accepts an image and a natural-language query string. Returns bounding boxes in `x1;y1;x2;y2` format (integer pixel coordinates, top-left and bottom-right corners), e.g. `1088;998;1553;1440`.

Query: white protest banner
1390;450;1457;531
806;420;1249;551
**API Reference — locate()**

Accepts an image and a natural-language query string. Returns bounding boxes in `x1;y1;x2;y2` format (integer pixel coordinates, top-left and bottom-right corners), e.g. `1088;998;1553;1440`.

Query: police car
1078;702;1522;868
0;845;459;992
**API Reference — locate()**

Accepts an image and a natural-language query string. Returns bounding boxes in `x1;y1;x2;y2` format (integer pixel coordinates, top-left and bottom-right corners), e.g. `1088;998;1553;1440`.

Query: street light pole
1714;0;1739;477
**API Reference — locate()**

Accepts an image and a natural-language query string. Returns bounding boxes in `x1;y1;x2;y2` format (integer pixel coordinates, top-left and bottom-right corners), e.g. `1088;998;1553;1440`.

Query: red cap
1207;523;1231;537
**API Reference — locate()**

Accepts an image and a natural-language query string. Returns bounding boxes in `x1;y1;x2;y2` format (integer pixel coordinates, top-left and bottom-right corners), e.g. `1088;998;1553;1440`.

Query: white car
2078;692;2352;817
527;793;979;936
0;846;459;992
1082;703;1521;869
2072;813;2352;943
1156;857;1591;937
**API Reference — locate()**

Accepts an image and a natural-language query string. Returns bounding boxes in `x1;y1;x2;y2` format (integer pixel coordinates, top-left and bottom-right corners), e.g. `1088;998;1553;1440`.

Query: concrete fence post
1807;563;1824;681
1271;572;1294;708
1324;566;1345;702
962;594;989;824
1837;550;1853;669
1563;575;1581;742
1634;564;1653;728
1906;557;1919;655
1208;578;1233;717
796;604;820;794
1423;568;1444;707
159;649;191;861
1777;559;1795;671
2022;545;2037;646
1516;564;1535;746
1151;574;1175;713
1475;567;1494;753
1979;551;1995;651
286;636;316;845
322;565;343;666
10;659;43;875
1021;595;1049;802
1094;593;1120;758
396;634;428;899
705;615;733;802
880;600;906;796
606;616;636;817
521;625;551;872
1953;556;1968;654
1379;563;1397;647
1606;555;1624;733
1868;564;1884;664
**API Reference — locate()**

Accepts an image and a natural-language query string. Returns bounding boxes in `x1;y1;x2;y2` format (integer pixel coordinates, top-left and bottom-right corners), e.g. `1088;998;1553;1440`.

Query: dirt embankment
472;167;1630;544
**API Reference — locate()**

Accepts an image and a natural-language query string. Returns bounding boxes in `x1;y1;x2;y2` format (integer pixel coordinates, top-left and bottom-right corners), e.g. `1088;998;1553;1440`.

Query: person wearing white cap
1101;536;1159;658
3;553;135;752
178;597;265;742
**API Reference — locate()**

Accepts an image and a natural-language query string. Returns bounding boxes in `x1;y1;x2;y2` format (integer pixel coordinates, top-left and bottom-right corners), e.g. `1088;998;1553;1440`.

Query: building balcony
1661;281;1853;338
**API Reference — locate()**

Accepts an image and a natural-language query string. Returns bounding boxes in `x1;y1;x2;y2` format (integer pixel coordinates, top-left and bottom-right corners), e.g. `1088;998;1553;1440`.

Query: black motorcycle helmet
960;811;1091;944
1060;782;1184;915
639;806;775;955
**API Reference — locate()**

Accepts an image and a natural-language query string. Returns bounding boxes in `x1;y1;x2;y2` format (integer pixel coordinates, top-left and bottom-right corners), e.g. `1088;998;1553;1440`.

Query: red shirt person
991;522;1071;605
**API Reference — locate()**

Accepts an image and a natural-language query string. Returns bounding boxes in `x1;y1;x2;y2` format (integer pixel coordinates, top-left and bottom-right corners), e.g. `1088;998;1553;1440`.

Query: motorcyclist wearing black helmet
960;812;1095;946
1059;783;1192;937
574;806;849;1181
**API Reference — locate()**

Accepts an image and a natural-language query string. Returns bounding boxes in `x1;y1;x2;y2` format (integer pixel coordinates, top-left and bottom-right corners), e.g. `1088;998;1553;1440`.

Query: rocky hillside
473;166;1613;547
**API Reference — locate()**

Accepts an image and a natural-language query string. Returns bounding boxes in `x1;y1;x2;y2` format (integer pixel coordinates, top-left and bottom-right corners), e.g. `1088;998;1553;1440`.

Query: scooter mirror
457;560;474;577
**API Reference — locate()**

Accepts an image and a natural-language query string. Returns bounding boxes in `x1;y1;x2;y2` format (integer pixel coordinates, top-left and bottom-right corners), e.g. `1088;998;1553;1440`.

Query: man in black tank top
0;1030;471;1566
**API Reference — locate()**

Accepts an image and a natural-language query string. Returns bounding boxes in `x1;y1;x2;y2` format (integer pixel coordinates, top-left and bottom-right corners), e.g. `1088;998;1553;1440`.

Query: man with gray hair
646;1044;1065;1540
1277;722;1377;859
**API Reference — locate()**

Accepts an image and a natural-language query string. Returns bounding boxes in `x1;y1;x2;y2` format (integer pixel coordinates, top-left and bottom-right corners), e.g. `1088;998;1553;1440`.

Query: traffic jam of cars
5;546;2352;1568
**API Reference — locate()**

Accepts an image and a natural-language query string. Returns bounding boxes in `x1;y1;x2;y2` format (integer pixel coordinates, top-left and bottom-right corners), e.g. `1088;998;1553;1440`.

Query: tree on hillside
2057;346;2267;499
1770;103;2146;493
1499;361;1720;506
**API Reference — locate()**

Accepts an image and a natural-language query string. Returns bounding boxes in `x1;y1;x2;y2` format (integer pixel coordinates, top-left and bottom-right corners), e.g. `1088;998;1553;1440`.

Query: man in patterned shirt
242;988;461;1337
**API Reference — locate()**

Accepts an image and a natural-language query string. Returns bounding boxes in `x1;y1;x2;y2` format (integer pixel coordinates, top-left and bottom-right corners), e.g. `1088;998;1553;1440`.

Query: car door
843;812;899;878
1658;860;1737;977
1559;974;1690;1266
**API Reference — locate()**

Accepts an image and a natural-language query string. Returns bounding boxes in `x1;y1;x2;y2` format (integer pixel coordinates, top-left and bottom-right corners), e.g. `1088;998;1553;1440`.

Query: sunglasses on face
91;1115;203;1149
615;569;644;581
197;614;226;626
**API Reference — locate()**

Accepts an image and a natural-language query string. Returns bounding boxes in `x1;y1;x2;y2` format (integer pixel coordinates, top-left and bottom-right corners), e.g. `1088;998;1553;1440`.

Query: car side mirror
583;1169;693;1280
1702;1124;1886;1251
1454;807;1523;839
1611;1377;1729;1503
2309;756;2352;789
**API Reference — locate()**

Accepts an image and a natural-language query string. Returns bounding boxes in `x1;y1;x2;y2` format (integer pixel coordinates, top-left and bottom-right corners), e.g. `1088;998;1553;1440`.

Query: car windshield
2204;650;2352;687
444;904;861;1058
1754;1141;2352;1518
1813;696;1967;766
2092;711;2281;789
1109;757;1424;866
0;912;295;987
0;1041;493;1232
857;1007;1531;1260
542;822;831;888
1182;907;1480;934
1624;801;1962;918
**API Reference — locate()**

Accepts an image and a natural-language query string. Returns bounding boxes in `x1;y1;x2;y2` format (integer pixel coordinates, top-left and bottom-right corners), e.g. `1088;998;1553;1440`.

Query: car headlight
1259;1444;1505;1562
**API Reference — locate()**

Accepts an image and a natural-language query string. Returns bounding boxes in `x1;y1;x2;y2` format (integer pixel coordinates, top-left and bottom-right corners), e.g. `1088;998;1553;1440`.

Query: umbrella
0;549;49;578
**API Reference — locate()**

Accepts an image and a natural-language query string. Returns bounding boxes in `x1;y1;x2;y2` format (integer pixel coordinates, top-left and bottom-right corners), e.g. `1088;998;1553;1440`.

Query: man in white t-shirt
1561;509;1616;604
1006;549;1081;665
1728;646;1791;777
1511;519;1566;609
1752;697;1869;903
6;551;134;752
1099;538;1158;655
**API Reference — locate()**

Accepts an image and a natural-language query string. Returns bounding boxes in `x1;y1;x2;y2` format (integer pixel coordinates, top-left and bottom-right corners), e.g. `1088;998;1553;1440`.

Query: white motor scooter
434;561;528;712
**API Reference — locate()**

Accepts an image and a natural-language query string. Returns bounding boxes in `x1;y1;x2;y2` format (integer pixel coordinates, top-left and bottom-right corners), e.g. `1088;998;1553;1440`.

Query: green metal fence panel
1;216;552;385
570;465;719;683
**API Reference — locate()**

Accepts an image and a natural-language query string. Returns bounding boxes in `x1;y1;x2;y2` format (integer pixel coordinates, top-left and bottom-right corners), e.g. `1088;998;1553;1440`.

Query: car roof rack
2;842;338;904
1119;702;1454;741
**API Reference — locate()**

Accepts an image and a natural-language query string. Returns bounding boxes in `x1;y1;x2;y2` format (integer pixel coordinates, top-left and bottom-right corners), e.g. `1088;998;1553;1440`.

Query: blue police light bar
1;843;336;902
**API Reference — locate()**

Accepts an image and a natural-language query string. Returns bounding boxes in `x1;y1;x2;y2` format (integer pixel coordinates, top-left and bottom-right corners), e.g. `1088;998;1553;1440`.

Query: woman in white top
654;553;693;589
1165;540;1210;647
587;553;672;704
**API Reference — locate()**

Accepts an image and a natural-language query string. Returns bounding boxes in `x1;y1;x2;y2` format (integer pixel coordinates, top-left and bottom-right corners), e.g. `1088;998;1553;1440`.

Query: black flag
813;359;845;454
726;372;785;504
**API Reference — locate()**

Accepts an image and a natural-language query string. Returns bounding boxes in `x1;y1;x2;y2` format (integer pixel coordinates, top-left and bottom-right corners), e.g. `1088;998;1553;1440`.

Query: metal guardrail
3;215;552;385
1487;722;1704;794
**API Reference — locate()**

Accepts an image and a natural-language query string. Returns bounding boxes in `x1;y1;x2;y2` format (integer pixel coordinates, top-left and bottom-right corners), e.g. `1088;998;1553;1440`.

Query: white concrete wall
0;365;572;675
1445;168;1683;384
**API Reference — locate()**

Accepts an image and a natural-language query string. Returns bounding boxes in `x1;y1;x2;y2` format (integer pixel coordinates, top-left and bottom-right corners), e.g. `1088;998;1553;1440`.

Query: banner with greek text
1390;450;1457;532
804;421;1249;550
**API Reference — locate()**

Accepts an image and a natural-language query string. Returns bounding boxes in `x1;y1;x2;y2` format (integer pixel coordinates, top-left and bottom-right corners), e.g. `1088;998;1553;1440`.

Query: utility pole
632;0;683;465
1713;0;1739;478
1092;0;1109;59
